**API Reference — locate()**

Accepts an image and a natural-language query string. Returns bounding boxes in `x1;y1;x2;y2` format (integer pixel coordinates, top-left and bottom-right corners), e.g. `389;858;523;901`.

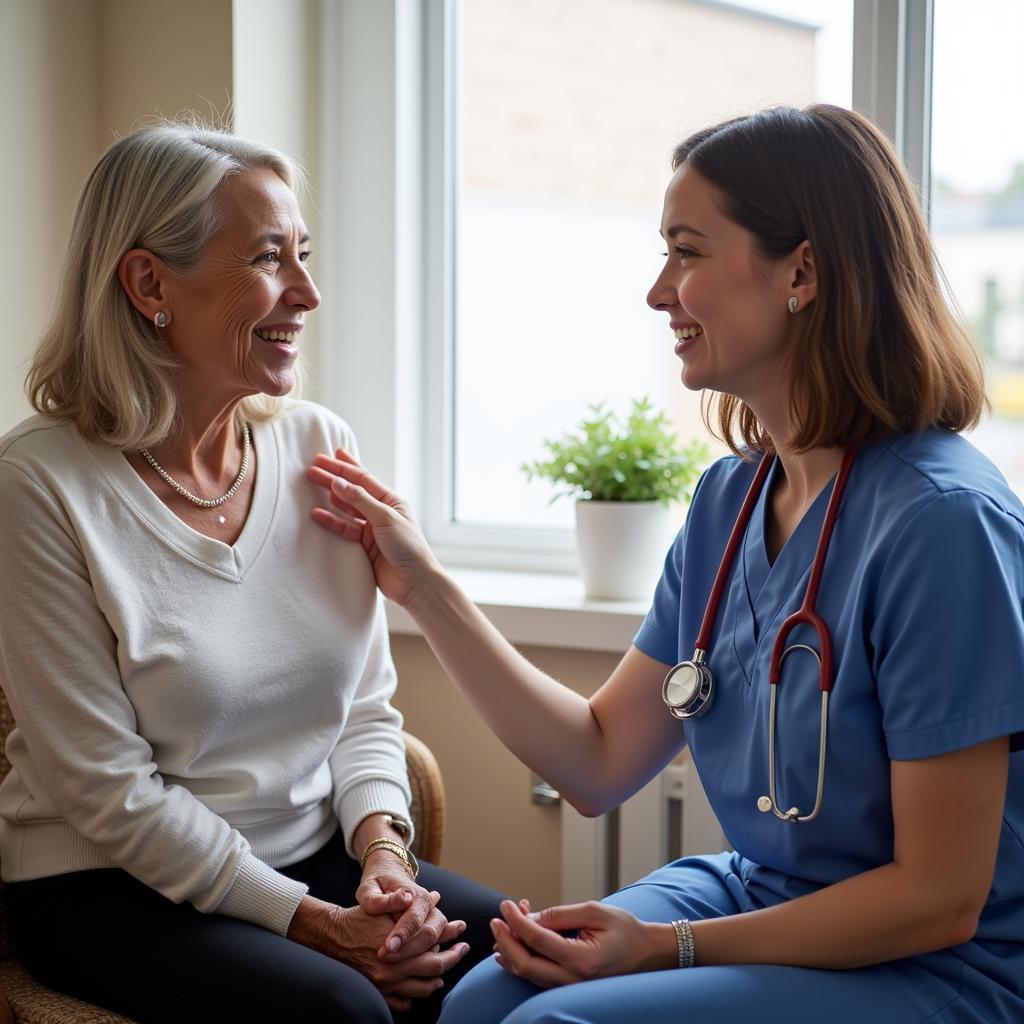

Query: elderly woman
0;122;501;1023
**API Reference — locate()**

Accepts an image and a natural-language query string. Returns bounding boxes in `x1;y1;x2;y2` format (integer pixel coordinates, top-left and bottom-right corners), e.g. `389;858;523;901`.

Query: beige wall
96;0;234;142
0;0;100;433
392;634;621;908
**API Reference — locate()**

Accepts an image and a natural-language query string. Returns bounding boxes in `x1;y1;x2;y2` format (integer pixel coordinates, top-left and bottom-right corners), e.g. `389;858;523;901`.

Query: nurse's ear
784;239;817;314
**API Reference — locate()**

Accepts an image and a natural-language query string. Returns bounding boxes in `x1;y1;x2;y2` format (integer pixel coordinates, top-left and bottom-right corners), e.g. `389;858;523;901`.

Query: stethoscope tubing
768;450;858;692
662;448;859;823
692;452;775;658
763;645;830;822
660;453;775;721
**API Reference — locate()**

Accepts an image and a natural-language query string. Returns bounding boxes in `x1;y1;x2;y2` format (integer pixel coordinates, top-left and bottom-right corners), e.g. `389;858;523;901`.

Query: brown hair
671;104;986;456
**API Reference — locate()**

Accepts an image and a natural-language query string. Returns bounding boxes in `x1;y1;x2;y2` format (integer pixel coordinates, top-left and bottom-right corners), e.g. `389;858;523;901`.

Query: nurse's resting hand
307;449;443;608
490;899;677;988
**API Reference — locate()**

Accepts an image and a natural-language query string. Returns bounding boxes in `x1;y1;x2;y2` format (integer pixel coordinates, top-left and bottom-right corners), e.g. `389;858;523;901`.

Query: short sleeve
633;469;713;667
633;532;684;667
872;489;1024;759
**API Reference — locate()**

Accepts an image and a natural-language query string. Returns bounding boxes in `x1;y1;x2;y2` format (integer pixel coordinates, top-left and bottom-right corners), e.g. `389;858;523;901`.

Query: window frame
318;0;935;574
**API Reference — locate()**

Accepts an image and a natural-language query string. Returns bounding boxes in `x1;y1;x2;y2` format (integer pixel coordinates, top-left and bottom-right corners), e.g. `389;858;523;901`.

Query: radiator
559;751;727;903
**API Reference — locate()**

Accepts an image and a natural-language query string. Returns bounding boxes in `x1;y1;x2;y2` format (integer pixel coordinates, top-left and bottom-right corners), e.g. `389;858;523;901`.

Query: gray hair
27;117;306;449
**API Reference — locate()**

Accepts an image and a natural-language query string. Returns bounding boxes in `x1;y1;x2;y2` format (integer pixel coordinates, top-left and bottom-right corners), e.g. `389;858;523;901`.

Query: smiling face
160;167;320;403
647;163;803;412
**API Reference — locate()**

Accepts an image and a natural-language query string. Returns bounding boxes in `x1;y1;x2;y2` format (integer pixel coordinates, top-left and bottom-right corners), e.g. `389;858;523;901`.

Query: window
325;1;1015;576
930;0;1024;495
427;0;853;564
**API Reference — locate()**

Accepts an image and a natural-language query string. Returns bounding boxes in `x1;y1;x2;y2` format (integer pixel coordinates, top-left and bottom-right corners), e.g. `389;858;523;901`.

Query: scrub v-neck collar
83;419;279;582
727;456;840;681
726;445;887;681
746;457;837;619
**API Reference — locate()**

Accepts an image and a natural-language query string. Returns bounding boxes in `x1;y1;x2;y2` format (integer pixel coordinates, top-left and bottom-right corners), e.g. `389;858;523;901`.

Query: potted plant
521;398;709;599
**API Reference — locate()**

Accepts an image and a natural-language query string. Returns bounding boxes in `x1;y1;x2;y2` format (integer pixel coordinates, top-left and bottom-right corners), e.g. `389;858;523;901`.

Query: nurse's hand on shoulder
307;449;443;608
491;898;676;988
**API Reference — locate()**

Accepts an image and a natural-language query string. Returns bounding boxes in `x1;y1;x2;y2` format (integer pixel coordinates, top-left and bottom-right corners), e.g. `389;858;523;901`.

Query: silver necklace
140;425;251;521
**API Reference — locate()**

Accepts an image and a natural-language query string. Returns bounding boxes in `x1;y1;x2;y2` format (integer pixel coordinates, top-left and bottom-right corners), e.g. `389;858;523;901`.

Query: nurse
307;104;1024;1023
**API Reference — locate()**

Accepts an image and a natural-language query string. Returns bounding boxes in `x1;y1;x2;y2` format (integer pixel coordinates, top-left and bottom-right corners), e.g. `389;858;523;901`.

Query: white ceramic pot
574;499;676;600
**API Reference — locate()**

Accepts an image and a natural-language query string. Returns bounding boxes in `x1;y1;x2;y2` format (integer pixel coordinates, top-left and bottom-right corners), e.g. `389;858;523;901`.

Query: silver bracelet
671;918;696;968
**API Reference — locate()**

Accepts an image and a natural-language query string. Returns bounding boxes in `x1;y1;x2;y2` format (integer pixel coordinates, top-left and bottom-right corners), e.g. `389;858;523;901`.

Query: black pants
4;830;505;1024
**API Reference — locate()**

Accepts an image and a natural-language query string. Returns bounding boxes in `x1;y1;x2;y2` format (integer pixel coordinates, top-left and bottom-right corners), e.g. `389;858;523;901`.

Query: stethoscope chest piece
662;652;714;720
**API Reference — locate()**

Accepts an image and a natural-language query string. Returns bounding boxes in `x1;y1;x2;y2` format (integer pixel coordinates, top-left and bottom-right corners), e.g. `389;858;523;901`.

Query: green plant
521;397;710;505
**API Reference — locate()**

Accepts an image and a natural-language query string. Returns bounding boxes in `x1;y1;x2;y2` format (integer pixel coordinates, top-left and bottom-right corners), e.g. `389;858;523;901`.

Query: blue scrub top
635;429;1024;1000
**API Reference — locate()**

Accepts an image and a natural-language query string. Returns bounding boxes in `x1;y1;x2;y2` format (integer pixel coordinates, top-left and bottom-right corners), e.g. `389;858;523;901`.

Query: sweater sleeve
0;462;308;935
329;595;414;857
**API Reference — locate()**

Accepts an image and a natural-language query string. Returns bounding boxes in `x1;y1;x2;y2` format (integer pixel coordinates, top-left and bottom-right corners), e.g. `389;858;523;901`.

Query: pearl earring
787;297;798;314
154;311;168;328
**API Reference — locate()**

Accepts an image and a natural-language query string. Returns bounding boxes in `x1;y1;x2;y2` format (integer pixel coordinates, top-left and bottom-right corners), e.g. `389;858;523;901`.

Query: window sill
385;567;648;653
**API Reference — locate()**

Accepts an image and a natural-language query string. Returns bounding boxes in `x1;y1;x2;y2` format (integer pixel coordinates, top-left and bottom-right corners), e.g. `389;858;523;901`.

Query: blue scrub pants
438;853;1001;1024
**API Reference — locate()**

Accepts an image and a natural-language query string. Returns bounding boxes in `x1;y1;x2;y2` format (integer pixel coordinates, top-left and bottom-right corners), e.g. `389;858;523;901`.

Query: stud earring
154;311;168;328
787;297;799;314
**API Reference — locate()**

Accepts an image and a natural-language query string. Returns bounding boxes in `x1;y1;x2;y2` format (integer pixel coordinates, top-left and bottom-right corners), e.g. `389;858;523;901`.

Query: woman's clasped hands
288;849;469;1013
489;899;676;988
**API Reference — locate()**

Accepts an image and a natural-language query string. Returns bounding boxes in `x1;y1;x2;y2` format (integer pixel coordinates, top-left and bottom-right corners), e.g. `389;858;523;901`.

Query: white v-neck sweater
0;401;412;936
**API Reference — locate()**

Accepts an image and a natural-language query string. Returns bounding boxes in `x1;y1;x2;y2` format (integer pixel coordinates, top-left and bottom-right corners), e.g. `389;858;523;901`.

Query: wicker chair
0;682;445;1024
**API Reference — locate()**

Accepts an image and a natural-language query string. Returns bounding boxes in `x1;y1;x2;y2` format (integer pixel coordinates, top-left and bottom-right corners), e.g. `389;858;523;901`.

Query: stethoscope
661;449;857;824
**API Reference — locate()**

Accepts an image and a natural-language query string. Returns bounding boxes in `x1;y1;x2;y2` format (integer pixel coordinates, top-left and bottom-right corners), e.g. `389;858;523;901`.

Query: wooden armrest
402;731;446;865
0;980;14;1024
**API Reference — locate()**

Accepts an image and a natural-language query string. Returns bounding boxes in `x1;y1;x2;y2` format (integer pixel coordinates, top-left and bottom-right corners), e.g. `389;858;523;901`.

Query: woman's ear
118;249;171;325
785;239;817;314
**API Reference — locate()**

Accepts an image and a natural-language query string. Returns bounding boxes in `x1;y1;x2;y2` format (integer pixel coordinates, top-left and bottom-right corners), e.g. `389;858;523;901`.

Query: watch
382;813;412;840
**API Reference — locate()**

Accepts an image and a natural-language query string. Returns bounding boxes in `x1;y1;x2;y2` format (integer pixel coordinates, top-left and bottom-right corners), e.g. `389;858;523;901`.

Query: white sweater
0;401;412;936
